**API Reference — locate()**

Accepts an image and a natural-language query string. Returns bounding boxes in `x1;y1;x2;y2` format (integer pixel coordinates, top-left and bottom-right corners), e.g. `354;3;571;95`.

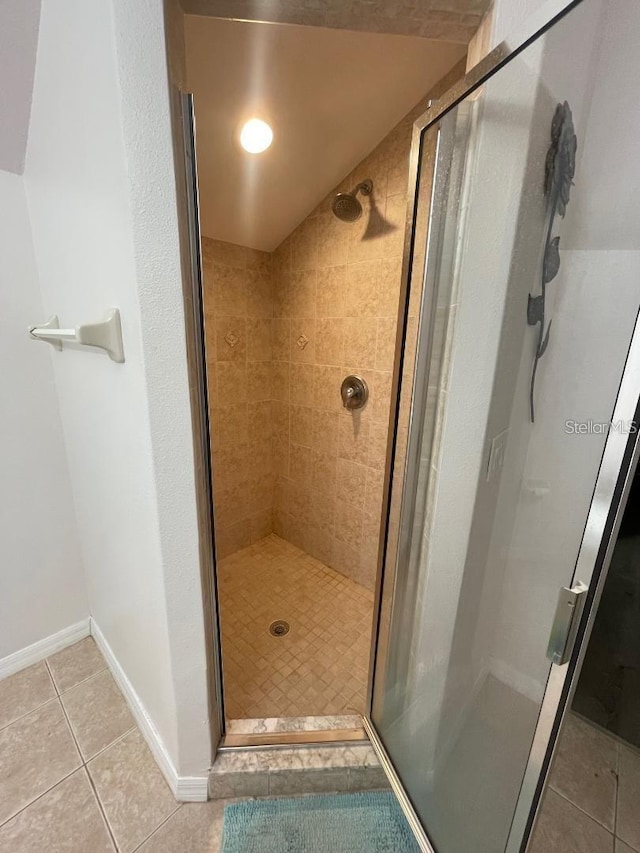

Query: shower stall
177;0;640;848
199;133;413;725
186;15;461;737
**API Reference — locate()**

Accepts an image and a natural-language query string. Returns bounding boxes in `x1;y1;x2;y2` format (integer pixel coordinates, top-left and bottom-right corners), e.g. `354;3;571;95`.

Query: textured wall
25;0;210;778
0;169;87;657
0;0;41;173
202;239;275;557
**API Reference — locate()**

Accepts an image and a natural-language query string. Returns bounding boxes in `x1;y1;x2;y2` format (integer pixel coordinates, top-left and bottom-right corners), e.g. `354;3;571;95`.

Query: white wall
24;0;210;778
490;0;568;50
0;169;87;657
0;0;41;174
109;0;212;776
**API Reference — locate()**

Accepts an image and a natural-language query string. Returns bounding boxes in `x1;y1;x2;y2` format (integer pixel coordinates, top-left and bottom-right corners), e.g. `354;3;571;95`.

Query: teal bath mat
221;790;421;852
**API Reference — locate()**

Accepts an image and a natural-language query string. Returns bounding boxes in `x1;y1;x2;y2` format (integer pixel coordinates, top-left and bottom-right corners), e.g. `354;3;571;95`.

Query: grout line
53;662;135;765
614;834;640;853
0;680;91;830
58;688;138;767
44;659;60;697
129;803;184;853
43;636;108;696
84;762;120;852
57;692;85;766
58;698;120;850
56;693;122;853
613;747;640;853
86;725;138;765
42;657;57;694
82;766;119;852
0;695;60;734
570;711;640;757
57;674;134;763
51;664;110;698
1;648;178;850
550;786;616;835
0;766;82;829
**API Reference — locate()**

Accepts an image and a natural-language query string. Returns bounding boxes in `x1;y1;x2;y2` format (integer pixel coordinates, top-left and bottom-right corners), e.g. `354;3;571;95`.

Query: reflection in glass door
368;0;640;850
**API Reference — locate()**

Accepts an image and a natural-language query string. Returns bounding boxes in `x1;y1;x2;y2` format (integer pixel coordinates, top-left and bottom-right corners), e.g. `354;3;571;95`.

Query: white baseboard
0;619;91;679
175;776;210;801
90;619;208;803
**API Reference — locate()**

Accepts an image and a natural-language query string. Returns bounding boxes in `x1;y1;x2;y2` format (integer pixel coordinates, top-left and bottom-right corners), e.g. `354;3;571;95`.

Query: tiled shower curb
209;743;389;798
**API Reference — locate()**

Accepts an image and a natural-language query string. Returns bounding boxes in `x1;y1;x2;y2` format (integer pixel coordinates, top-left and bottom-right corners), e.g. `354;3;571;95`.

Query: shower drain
269;620;290;637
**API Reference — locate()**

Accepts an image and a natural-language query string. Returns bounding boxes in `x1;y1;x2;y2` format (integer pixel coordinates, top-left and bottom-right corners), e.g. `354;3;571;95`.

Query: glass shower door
368;0;640;850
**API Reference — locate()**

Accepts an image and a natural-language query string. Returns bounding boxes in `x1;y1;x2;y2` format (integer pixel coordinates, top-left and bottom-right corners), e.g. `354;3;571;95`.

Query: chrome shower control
341;375;368;411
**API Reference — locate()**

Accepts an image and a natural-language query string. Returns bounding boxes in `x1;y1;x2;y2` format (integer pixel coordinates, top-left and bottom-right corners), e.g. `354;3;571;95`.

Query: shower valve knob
341;375;368;411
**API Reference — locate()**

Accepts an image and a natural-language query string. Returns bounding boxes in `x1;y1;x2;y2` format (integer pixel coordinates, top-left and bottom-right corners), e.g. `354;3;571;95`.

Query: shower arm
353;180;373;197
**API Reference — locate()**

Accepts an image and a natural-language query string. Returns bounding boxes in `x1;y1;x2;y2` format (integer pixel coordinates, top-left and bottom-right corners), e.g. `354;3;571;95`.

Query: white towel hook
28;309;125;363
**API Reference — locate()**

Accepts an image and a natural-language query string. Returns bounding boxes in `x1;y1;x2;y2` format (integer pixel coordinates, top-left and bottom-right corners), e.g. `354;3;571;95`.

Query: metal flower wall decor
527;101;577;422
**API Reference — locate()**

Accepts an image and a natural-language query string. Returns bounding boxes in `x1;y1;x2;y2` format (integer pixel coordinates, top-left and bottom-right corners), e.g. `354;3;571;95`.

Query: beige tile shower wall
203;60;465;572
269;120;420;590
202;238;275;558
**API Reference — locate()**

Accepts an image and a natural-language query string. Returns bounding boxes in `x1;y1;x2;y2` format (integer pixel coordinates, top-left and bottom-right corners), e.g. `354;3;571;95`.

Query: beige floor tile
61;670;135;760
0;769;114;853
0;700;81;825
137;800;239;852
47;638;106;693
0;662;56;730
616;839;638;853
530;790;614;853
549;713;618;829
88;729;177;853
617;746;640;851
219;534;373;719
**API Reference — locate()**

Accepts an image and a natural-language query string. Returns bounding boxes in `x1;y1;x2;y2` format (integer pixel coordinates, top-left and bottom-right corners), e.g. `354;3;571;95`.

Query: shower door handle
546;582;588;665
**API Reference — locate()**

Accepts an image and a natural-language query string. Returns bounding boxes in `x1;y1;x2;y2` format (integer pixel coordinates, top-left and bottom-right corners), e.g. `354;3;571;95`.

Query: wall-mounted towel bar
28;309;124;363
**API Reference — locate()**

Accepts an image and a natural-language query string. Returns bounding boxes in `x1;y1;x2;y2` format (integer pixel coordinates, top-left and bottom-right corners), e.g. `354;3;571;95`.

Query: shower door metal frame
363;0;640;850
173;89;226;755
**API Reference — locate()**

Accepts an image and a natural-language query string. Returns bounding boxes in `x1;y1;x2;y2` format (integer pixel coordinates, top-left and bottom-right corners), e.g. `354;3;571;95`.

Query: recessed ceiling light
240;118;273;154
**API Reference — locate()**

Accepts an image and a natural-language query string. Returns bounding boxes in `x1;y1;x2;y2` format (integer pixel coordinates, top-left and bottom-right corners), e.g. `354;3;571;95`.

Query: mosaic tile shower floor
218;535;374;720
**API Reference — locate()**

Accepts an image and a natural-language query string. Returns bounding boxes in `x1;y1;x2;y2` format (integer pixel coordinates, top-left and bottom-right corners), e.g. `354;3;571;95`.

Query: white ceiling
0;0;41;174
185;17;466;251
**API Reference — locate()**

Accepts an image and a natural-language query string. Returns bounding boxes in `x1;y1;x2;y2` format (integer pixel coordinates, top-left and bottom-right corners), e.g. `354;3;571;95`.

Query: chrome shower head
332;192;362;222
331;179;373;222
